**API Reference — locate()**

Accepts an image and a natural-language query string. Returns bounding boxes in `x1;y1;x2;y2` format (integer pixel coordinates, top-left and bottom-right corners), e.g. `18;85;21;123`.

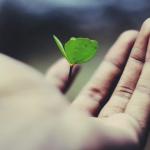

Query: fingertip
45;58;81;93
118;30;138;45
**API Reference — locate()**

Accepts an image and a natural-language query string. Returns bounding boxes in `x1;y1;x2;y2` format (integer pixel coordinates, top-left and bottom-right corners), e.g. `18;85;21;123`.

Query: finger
125;19;150;132
72;30;138;116
99;20;149;118
45;58;80;93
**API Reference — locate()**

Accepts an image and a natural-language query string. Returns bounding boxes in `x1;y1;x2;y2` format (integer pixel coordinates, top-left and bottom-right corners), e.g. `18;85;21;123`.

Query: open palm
1;19;150;150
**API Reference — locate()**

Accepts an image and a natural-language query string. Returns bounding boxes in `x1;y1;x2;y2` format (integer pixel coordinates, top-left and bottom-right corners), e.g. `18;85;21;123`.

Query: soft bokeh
0;0;150;149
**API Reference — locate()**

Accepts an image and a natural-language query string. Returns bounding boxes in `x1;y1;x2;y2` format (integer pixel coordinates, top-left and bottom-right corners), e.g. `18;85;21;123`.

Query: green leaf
53;35;68;59
64;37;99;64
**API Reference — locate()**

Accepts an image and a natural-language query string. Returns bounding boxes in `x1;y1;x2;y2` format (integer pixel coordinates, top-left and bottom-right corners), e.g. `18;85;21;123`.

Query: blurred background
0;0;150;149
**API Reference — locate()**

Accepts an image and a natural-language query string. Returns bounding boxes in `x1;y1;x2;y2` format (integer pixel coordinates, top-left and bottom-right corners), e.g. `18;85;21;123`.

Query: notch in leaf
53;35;99;80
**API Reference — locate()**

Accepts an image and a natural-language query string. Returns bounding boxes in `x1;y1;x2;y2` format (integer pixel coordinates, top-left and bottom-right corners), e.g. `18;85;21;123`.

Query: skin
1;18;150;150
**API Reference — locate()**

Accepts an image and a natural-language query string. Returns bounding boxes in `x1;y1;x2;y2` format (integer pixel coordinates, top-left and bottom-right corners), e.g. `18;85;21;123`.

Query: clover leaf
53;35;99;80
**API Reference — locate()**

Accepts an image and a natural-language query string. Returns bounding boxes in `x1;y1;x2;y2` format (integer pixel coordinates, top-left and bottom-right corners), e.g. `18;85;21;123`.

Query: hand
1;18;150;150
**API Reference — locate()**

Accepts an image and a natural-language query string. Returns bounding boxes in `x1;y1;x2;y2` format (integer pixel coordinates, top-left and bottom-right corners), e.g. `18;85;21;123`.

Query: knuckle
130;53;145;64
114;85;133;99
85;86;105;103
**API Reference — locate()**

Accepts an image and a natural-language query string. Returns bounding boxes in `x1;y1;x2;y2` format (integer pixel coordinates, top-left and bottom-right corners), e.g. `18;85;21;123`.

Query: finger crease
130;54;145;65
114;85;133;99
87;87;105;104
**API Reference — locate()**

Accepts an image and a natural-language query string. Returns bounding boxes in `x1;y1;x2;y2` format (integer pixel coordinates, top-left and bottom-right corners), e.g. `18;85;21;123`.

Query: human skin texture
1;18;150;150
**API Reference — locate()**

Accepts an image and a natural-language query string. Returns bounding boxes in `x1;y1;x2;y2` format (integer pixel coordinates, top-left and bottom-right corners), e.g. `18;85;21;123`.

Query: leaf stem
68;64;74;81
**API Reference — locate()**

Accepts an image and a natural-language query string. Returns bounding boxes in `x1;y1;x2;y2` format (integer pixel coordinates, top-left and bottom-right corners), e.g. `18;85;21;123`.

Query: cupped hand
1;19;150;150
